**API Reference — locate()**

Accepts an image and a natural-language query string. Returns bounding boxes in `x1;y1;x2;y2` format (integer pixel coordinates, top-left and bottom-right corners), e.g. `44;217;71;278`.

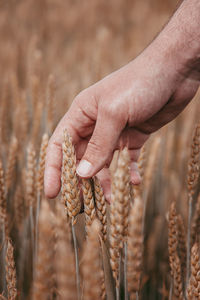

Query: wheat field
0;0;200;299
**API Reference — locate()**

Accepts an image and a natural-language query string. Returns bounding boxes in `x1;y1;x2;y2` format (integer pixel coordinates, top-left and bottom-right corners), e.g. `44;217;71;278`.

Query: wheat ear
177;214;186;287
61;130;81;223
35;133;49;259
168;202;178;273
0;159;8;237
82;220;104;300
36;133;49;199
186;123;200;285
134;145;146;198
127;197;144;300
26;143;36;209
168;202;184;299
187;243;200;299
109;148;130;287
171;253;184;299
109;198;120;286
191;195;200;246
93;176;107;242
82;178;96;233
6;238;17;300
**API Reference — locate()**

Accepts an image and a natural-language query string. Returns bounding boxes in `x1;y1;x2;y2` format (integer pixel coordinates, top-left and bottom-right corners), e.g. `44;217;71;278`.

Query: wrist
152;0;200;81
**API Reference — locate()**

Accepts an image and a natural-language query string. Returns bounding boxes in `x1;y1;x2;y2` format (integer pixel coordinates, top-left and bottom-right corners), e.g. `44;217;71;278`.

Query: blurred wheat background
0;0;200;299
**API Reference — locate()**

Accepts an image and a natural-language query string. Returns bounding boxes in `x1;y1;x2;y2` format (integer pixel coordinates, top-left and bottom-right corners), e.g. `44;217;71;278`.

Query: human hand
44;40;199;201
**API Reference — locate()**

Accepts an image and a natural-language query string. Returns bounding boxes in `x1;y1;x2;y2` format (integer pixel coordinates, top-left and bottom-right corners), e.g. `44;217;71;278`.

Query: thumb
76;109;126;178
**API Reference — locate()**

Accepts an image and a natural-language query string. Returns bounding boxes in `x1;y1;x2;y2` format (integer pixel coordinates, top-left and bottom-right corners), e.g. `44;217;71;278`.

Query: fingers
76;108;126;178
130;161;141;185
44;141;62;198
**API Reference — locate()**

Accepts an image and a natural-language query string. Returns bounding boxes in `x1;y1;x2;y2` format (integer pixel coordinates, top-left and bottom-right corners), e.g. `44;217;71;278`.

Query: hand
44;38;199;201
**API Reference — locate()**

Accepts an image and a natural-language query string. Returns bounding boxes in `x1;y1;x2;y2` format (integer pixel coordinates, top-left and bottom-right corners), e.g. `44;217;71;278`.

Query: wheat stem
124;241;128;300
72;221;80;300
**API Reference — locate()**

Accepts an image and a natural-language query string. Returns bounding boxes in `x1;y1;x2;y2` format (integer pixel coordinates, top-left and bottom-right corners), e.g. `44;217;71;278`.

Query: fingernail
105;193;111;203
131;171;141;185
76;160;93;177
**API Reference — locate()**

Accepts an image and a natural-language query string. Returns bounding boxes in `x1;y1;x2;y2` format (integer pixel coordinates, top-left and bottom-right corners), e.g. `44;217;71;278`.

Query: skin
44;0;200;201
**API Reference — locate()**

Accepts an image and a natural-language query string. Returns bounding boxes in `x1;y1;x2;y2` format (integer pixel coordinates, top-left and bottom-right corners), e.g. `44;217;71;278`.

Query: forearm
151;0;200;80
